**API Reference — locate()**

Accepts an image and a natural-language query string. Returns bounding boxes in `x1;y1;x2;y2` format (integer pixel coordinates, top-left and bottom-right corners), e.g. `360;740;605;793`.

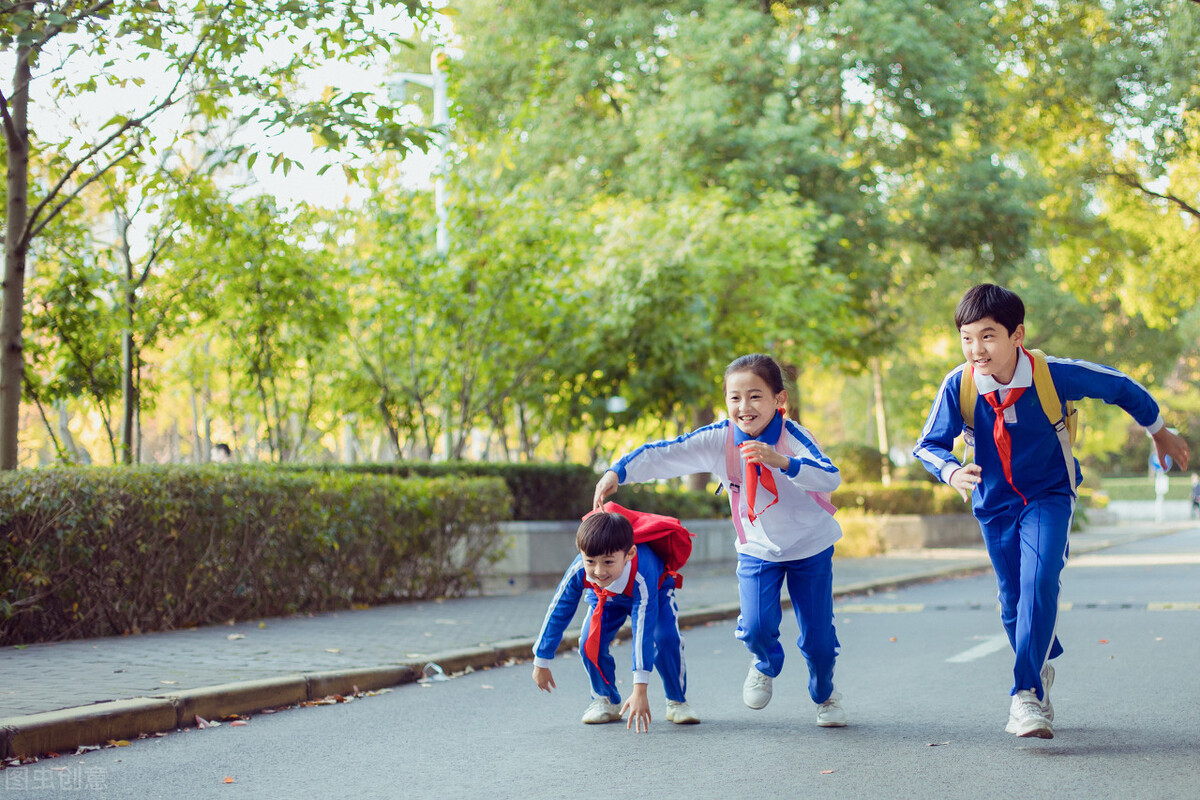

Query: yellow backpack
959;348;1078;496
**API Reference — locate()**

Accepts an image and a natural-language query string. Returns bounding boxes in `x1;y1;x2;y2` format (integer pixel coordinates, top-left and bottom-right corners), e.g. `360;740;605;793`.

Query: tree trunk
0;45;32;470
782;361;802;423
872;357;892;486
687;404;714;491
120;211;137;465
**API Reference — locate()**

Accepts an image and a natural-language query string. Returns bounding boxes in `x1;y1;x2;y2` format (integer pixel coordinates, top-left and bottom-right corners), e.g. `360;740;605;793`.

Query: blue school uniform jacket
609;413;841;562
913;351;1164;521
532;546;667;685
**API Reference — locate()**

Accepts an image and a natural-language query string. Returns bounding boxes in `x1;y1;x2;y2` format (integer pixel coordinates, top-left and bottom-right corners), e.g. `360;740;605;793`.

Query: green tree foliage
1;0;436;468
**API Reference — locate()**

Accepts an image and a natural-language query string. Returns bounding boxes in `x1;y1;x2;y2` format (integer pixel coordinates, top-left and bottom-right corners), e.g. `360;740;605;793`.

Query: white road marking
946;633;1010;663
1068;553;1200;567
835;603;924;614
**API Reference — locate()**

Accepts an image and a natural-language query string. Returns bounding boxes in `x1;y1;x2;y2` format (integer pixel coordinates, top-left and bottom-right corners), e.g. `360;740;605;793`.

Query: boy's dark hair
577;511;635;557
954;284;1025;336
724;353;785;394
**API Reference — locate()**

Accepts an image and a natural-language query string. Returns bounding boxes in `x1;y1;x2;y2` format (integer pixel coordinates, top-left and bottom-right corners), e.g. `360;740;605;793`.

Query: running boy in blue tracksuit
532;511;699;731
913;284;1191;739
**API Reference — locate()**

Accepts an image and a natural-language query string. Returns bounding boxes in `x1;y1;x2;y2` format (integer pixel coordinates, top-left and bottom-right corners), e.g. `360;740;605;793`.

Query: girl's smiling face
725;370;786;438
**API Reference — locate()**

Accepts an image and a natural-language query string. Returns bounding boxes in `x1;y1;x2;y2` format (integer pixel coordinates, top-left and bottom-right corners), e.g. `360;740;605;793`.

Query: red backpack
589;502;695;588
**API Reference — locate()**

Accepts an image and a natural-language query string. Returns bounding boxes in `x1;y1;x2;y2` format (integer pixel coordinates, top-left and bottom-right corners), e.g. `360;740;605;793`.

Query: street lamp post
390;50;449;257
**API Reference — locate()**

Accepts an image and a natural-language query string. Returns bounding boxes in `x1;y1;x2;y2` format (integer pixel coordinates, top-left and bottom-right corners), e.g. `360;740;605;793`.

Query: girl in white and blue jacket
593;353;848;727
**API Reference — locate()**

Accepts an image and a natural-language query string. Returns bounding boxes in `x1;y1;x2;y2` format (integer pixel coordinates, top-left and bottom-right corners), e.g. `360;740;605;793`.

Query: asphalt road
8;528;1200;800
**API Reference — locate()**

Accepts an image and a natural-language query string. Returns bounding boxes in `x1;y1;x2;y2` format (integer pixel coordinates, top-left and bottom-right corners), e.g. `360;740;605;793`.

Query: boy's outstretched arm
532;665;556;692
1152;427;1191;472
622;684;651;733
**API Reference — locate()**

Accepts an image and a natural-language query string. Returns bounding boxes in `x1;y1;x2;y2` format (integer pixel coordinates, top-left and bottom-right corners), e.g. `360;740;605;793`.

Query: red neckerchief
744;409;785;523
582;552;636;684
983;384;1028;504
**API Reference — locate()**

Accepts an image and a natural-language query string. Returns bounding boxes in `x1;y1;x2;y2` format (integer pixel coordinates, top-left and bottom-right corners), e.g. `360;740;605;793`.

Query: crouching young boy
532;511;699;731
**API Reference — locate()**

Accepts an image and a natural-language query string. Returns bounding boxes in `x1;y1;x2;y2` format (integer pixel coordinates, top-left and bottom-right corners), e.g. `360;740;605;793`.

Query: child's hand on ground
739;441;789;471
532;666;555;693
622;685;651;733
1152;428;1191;472
593;471;618;510
949;464;982;502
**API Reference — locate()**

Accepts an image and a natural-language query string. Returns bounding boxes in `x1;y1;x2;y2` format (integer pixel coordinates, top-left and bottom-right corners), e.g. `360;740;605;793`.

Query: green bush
291;461;597;520
826;443;893;484
897;459;939;484
618;484;728;519
292;461;731;520
831;481;964;515
0;466;511;646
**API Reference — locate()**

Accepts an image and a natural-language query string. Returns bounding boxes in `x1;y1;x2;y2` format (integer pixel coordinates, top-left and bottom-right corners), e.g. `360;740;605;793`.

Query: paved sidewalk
0;520;1188;760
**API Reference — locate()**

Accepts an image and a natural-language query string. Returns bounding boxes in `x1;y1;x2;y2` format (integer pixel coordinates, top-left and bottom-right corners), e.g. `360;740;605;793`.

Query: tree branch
25;11;217;243
1106;168;1200;222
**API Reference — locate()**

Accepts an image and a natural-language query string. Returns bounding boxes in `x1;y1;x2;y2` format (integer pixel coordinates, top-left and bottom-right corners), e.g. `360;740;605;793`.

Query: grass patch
1099;475;1196;501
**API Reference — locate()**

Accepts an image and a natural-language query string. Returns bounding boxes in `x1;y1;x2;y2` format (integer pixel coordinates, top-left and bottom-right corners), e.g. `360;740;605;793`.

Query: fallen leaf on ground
227;633;245;641
1098;639;1109;644
159;680;178;685
821;770;835;774
325;648;341;654
230;720;249;727
224;776;235;784
195;716;221;729
107;740;131;747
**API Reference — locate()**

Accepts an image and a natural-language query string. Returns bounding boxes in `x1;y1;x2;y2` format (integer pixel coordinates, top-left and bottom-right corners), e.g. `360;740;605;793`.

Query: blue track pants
977;493;1073;700
735;547;839;704
579;583;687;704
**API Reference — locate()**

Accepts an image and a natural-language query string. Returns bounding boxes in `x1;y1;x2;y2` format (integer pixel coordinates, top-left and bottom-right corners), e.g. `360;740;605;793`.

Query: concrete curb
0;667;421;761
0;563;995;762
0;524;1180;762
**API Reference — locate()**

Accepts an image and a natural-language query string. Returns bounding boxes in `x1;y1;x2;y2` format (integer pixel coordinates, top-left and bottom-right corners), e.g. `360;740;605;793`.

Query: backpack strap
959;364;978;456
958;348;1076;497
725;422;750;545
1027;348;1077;498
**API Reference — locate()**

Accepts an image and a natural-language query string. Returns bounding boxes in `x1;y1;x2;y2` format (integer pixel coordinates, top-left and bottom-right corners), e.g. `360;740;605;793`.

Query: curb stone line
2;526;1182;763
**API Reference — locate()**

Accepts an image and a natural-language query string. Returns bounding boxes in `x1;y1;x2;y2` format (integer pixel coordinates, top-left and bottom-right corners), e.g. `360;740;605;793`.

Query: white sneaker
581;697;623;724
816;691;847;727
1005;690;1054;738
665;700;701;724
1041;662;1055;722
743;665;773;709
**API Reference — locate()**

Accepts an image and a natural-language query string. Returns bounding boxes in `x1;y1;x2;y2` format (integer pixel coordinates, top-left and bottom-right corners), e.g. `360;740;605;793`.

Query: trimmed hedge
292;462;731;520
294;463;1015;520
289;462;597;521
0;466;511;646
831;481;965;515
